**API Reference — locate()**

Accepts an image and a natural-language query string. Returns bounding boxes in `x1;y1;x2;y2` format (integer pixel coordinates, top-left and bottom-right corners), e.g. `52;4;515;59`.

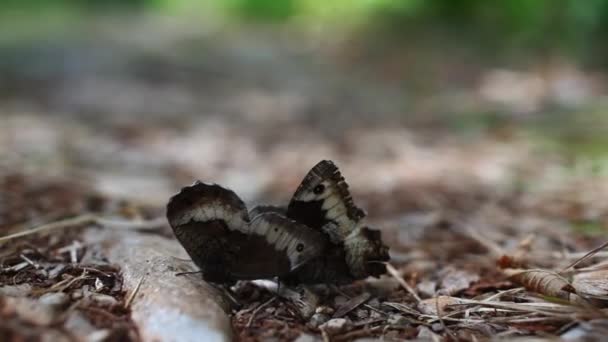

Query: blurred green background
4;0;608;61
1;0;607;161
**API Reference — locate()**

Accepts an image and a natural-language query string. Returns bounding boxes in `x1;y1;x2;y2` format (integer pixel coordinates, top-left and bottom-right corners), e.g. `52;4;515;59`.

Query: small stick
320;328;330;342
561;240;608;273
435;296;457;341
0;214;95;243
125;275;145;308
333;292;371;318
246;297;276;328
386;263;421;303
96;217;166;231
19;254;40;269
0;215;167;243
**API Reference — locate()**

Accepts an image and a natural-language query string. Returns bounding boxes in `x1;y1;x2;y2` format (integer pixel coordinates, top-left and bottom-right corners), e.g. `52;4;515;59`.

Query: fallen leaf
504;268;575;299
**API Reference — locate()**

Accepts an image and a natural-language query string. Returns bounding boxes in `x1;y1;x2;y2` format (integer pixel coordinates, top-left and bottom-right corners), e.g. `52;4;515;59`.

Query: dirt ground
1;16;608;341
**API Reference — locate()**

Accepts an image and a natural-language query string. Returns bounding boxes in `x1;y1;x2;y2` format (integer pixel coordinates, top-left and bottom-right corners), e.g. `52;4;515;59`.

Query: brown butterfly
166;160;390;285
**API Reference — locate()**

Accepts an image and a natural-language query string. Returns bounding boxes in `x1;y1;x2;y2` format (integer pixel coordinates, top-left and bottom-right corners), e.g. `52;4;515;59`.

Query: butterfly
166;160;390;285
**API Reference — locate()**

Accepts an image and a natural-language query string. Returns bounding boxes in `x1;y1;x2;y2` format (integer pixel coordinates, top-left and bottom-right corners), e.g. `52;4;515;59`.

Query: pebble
294;334;317;342
4;297;56;326
87;330;111;342
309;313;330;328
333;296;348;307
48;264;67;279
0;284;32;297
431;322;444;332
320;318;351;335
90;293;118;307
72;289;83;300
39;292;69;307
417;280;437;298
387;314;409;327
65;311;97;339
354;308;369;319
315;305;334;315
367;298;380;309
418;326;440;340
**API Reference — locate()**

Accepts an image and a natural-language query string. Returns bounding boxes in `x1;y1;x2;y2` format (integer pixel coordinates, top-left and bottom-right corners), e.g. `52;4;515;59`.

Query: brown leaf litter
0;174;142;341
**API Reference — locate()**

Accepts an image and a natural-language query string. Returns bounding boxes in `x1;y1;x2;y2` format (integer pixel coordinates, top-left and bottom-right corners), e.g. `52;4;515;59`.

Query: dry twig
386;263;422;303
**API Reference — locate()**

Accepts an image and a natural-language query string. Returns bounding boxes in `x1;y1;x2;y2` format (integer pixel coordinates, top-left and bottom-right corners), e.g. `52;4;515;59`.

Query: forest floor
1;15;608;341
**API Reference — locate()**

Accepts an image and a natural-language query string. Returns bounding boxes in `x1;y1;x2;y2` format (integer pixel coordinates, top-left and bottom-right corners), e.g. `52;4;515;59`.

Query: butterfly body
166;161;390;285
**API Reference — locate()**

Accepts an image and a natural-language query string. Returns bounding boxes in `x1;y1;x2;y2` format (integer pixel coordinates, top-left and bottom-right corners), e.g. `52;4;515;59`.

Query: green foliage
2;0;608;60
226;0;297;22
367;0;608;60
0;0;156;12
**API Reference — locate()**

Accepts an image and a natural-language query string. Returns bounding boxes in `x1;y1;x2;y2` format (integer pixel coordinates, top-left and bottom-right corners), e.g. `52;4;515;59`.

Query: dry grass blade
0;215;167;243
434;296;458;341
246;297;276;328
459;224;505;258
504;268;576;300
333;292;371;318
96;217;167;231
125;275;145;308
562;240;608;273
0;214;95;243
386;263;421;303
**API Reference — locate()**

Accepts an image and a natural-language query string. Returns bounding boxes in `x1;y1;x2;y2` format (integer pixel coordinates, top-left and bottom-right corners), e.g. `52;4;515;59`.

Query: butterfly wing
230;212;326;279
166;181;251;282
249;205;286;219
287;160;365;243
167;182;325;283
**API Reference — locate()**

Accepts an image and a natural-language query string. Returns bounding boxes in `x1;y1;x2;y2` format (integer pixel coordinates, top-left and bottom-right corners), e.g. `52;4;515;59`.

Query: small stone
367;298;380;309
0;284;32;297
417;280;437;298
333;296;348;307
387;314;409;327
431;322;444;332
71;289;83;300
354;309;369;319
4;297;56;326
417;296;462;315
65;311;97;340
94;278;105;292
90;293;118;307
86;330;111;342
309;313;330;328
383;330;400;340
438;268;479;295
315;305;334;315
320;318;351;335
418;326;440;340
369;310;383;319
39;292;69;307
40;330;71;342
294;334;318;342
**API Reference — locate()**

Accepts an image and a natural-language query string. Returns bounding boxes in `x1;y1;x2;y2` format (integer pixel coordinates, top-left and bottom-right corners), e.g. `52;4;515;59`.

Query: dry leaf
438;267;480;295
573;270;608;299
417;296;464;316
504;268;576;299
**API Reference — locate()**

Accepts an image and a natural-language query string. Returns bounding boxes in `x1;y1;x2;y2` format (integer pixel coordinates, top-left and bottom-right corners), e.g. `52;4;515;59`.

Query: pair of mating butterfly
166;160;390;285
